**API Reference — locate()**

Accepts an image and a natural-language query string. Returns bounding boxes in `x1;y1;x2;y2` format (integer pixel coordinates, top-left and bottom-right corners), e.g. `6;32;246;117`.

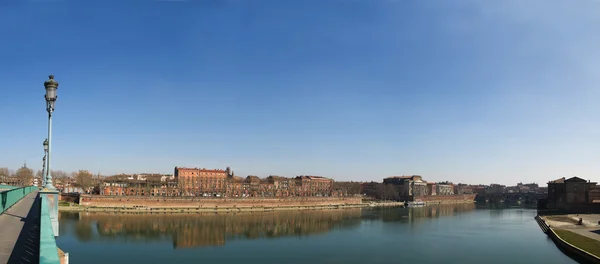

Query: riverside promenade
543;215;600;241
538;215;600;263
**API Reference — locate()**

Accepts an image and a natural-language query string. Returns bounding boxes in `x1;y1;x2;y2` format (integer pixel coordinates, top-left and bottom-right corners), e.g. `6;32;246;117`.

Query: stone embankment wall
59;194;79;203
418;194;476;204
535;215;600;263
79;195;363;208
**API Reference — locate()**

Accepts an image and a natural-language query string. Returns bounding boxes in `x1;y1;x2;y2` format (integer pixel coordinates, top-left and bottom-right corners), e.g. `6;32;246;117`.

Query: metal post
45;110;54;189
42;139;48;188
42;153;47;187
41;75;60;237
43;75;57;190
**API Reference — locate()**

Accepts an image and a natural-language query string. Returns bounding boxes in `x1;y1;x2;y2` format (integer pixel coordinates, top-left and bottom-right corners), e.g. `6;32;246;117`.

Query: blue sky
1;0;599;185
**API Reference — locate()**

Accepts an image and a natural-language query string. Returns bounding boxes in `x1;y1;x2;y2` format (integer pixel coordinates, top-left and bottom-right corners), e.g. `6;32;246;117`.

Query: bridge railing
0;186;37;214
39;194;60;264
0;184;18;190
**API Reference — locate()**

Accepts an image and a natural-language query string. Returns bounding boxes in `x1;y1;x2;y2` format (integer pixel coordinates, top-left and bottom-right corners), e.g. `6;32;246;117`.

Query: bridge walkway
0;191;40;264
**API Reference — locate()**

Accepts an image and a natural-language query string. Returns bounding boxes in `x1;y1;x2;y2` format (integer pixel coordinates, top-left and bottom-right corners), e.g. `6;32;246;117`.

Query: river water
56;204;576;264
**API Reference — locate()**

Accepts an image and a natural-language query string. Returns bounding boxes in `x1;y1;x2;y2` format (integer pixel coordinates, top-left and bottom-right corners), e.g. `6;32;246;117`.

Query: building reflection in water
59;203;476;249
362;203;476;224
60;209;363;248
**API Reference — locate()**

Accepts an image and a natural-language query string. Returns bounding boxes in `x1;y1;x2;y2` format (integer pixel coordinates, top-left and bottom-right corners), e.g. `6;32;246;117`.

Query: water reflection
60;209;363;248
59;203;476;249
363;203;476;223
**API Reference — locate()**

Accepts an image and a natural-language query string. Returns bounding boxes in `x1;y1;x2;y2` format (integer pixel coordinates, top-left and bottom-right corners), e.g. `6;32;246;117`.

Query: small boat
405;200;425;207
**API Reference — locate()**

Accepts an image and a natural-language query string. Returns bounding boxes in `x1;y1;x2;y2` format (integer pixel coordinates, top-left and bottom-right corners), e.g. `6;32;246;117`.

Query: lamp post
42;139;48;188
44;75;58;190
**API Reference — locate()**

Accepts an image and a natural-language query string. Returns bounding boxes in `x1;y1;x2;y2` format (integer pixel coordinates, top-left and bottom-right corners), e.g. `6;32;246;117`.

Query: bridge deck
0;191;40;263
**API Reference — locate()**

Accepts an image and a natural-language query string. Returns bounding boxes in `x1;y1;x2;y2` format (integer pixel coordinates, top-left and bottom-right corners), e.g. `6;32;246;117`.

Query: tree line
2;166;402;200
333;181;403;201
333;181;362;195
364;182;402;201
0;166;97;192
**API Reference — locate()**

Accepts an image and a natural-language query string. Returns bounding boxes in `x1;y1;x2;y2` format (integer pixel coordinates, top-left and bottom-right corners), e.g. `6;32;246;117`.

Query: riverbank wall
417;194;476;204
79;195;363;209
59;203;371;213
534;215;600;263
538;205;600;215
59;193;79;203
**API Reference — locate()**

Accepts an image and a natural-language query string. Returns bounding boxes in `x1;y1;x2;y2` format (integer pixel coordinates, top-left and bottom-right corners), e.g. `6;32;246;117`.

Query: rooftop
175;167;226;173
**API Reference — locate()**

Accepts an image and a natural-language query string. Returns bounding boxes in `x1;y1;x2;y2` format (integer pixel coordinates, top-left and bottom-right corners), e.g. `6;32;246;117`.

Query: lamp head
44;74;58;102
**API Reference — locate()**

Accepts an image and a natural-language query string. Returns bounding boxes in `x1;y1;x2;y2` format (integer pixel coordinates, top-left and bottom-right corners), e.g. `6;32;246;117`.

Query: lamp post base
42;185;56;191
40;189;60;237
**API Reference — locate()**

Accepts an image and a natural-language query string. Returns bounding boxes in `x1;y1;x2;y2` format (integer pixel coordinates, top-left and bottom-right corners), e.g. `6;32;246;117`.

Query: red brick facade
100;167;339;198
175;167;228;196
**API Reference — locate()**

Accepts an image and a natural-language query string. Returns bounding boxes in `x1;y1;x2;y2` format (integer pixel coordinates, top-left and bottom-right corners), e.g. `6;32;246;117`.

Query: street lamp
44;75;58;189
42;139;48;187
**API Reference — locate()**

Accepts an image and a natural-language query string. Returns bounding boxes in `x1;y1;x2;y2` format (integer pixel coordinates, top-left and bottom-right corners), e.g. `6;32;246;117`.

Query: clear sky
1;0;599;185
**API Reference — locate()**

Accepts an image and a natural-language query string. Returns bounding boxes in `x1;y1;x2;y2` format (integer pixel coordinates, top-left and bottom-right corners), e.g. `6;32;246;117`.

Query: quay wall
416;194;476;204
79;195;363;208
544;204;600;214
59;194;79;203
534;215;600;263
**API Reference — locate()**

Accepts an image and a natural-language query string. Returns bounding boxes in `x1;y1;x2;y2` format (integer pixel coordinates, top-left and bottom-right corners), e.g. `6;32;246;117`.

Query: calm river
56;204;575;264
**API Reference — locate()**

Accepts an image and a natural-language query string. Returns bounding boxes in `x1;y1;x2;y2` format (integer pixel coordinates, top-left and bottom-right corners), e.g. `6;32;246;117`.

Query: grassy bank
554;229;600;258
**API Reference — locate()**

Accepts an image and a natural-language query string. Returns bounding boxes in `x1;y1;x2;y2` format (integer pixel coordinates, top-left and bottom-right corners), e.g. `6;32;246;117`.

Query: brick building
101;174;178;196
454;184;474;195
383;175;428;200
547;177;599;208
487;184;506;194
436;183;455;196
174;167;228;197
295;176;333;197
100;167;337;198
427;182;437;195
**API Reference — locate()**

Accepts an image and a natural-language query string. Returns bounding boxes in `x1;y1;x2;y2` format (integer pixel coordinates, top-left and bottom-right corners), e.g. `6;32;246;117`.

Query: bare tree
333;181;362;195
0;167;8;176
0;167;9;183
16;165;34;186
75;170;94;193
51;170;69;179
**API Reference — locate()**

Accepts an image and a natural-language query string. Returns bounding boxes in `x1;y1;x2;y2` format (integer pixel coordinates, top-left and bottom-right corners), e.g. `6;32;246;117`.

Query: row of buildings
359;175;478;202
478;182;547;195
0;176;40;187
361;175;548;202
99;171;530;201
100;167;339;198
382;175;457;196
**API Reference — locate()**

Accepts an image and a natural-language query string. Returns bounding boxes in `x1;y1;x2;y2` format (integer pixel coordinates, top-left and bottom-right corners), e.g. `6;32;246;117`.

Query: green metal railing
0;186;36;214
0;186;63;263
0;184;18;192
39;194;60;264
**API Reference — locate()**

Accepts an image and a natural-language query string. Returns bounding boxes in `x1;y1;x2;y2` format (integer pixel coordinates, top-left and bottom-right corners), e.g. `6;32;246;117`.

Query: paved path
562;226;600;241
0;191;40;264
544;214;600;242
